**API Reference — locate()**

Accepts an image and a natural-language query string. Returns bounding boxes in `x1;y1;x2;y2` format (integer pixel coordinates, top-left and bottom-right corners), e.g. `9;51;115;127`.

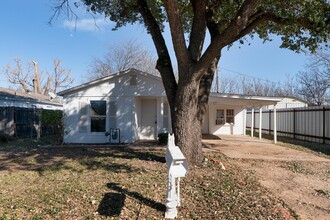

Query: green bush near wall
41;110;62;131
41;110;63;143
157;132;168;145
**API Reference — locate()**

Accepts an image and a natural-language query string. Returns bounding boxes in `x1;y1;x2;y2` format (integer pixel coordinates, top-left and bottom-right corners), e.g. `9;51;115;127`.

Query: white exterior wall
61;70;285;144
62;72;167;144
207;103;244;135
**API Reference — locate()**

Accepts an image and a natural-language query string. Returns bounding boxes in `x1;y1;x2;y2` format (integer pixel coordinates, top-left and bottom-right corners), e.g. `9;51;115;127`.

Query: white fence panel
246;106;330;145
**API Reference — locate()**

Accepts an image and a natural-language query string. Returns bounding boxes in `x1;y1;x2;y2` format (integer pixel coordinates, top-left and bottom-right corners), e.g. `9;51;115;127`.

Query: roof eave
57;68;162;96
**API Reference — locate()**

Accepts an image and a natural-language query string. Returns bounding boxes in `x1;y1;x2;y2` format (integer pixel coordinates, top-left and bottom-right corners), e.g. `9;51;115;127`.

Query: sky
0;0;311;90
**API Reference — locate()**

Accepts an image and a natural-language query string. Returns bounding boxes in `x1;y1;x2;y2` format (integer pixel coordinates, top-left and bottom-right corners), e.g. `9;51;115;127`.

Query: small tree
88;39;158;80
1;57;74;95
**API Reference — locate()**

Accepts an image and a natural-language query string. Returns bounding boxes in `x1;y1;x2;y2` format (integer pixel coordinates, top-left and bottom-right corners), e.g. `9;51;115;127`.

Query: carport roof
209;93;282;108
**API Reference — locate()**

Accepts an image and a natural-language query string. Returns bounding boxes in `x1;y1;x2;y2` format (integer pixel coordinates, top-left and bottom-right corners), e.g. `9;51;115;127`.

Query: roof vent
129;75;137;86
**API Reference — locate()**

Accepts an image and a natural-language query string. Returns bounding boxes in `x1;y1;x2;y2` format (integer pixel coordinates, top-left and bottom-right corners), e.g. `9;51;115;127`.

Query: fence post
293;108;296;139
323;106;326;144
251;109;254;137
259;107;262;139
243;108;246;136
269;110;271;135
274;105;277;144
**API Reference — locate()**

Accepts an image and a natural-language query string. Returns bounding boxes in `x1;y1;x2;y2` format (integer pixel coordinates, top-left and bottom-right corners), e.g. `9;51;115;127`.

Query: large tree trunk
171;78;204;166
170;58;219;166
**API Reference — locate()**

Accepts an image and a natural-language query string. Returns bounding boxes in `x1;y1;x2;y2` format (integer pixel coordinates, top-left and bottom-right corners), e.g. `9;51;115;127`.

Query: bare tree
49;59;74;94
1;57;74;95
212;70;286;97
2;57;33;93
297;69;330;106
308;50;330;78
296;50;330;105
281;74;298;97
88;40;159;80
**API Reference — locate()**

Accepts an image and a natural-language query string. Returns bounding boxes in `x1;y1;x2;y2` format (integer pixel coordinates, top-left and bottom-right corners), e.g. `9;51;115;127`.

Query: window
215;109;234;125
90;100;106;132
226;109;234;124
216;109;225;125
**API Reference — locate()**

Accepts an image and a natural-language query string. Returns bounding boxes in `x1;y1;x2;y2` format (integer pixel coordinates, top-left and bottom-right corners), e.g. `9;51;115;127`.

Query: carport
206;93;282;143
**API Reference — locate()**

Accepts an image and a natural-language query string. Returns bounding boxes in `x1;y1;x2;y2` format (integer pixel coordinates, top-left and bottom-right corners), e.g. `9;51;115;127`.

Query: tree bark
19;79;31;93
32;61;42;94
171;77;204;166
44;77;51;96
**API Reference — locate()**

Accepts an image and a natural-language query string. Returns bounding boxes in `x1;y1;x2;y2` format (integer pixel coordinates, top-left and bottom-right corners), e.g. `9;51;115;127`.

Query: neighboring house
0;87;62;110
58;69;283;144
263;97;308;109
0;87;62;138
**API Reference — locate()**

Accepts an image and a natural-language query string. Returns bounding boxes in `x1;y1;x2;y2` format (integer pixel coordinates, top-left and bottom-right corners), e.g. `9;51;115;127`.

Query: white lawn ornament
165;133;188;219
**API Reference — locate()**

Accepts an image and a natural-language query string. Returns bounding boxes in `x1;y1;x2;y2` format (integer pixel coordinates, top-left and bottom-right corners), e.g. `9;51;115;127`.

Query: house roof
58;68;287;107
209;92;282;108
276;96;308;104
58;68;161;96
0;87;62;109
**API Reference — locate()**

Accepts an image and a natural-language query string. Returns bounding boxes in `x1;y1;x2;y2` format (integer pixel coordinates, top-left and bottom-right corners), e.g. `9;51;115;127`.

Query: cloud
63;18;113;31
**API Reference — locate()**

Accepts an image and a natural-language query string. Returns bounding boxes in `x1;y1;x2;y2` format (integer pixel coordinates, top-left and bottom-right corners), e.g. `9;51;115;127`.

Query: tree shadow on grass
86;146;166;163
0;145;165;173
34;159;138;176
97;182;165;217
98;192;126;217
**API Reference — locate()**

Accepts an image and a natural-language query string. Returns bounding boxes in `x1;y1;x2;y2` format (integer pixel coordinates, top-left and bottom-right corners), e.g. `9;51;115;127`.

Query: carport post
273;105;277;144
251;108;254;137
259;107;262;139
243;108;246;135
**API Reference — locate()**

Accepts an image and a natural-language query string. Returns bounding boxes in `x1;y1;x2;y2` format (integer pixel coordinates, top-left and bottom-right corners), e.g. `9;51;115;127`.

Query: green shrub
40;110;63;144
157;132;168;145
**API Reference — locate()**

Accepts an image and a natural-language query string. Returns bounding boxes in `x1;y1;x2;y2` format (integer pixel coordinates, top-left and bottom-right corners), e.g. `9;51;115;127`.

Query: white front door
141;99;157;140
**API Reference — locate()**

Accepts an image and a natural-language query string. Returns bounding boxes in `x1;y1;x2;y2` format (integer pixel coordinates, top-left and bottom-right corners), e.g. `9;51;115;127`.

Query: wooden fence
246;106;330;145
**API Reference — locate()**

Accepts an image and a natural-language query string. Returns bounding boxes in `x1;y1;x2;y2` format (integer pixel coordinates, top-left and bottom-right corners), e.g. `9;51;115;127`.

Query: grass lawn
0;138;295;219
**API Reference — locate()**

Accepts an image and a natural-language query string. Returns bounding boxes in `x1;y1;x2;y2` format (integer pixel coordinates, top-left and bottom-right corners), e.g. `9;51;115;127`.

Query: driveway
203;135;330;220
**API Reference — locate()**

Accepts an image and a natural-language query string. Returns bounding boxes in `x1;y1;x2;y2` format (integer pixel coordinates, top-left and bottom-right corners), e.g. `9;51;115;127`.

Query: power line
219;67;284;86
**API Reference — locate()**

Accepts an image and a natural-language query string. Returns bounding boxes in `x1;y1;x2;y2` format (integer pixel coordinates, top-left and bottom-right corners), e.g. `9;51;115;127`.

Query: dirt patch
203;135;330;220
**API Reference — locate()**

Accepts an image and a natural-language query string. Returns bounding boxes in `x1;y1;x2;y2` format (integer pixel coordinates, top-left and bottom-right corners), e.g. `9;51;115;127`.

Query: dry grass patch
0;142;295;219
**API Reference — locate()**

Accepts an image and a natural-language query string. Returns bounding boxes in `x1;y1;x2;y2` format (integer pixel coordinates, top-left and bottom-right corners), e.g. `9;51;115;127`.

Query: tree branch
195;0;261;78
163;0;190;71
188;0;207;62
137;0;177;106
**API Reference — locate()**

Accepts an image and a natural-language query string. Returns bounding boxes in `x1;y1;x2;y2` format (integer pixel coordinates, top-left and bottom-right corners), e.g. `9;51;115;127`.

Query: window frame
226;109;235;124
90;100;107;133
215;108;235;125
215;109;225;125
